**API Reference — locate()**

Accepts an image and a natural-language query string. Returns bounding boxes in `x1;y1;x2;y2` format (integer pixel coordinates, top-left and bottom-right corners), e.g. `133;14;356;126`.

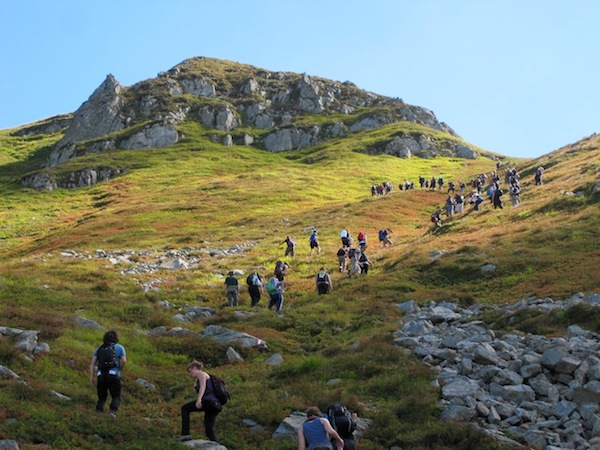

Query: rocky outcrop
394;292;600;449
11;114;72;136
49;74;125;166
30;57;479;187
21;167;126;191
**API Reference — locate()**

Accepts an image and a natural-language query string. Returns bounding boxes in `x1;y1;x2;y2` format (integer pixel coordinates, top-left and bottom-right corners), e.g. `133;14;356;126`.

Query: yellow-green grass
0;118;598;449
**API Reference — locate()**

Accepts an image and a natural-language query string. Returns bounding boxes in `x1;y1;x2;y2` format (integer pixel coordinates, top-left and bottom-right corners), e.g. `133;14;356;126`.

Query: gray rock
226;347;244;363
201;325;267;349
74;317;103;329
0;365;21;380
264;354;283;366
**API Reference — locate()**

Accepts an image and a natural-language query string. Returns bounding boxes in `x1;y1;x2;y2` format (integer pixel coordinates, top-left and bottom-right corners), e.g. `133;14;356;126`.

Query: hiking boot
178;435;192;442
109;410;117;418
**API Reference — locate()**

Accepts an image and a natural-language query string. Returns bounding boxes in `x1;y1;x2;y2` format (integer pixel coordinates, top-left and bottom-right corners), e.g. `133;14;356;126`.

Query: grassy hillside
0;113;599;450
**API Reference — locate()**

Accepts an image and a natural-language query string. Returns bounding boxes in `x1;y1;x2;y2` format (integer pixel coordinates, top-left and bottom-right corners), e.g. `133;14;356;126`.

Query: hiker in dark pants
179;360;221;442
89;330;127;417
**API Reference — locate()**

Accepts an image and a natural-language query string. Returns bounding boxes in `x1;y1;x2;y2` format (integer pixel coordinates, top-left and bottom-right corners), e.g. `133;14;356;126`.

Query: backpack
209;374;230;405
378;229;386;240
266;277;279;295
348;248;356;259
274;262;285;276
96;343;117;371
327;403;356;438
357;231;365;241
246;272;261;286
317;272;328;284
336;248;346;257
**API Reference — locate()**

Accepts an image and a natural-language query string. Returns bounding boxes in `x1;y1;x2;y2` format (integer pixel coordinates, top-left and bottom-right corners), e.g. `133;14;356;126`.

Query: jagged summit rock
22;56;481;190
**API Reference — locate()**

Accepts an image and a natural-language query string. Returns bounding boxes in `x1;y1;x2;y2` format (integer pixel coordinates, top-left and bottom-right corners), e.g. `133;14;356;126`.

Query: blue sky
1;0;599;158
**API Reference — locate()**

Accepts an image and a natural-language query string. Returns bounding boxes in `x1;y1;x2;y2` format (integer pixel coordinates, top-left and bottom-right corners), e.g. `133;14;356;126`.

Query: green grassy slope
0;110;599;449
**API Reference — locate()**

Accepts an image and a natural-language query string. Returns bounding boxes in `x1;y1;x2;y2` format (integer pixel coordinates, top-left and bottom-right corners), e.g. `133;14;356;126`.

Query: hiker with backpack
357;230;367;250
378;228;393;248
246;271;264;307
266;276;284;312
274;260;289;286
89;330;127;417
348;247;362;278
315;267;333;294
358;250;372;275
179;360;223;443
224;270;240;307
336;246;348;273
327;403;358;450
309;229;321;256
298;406;344;450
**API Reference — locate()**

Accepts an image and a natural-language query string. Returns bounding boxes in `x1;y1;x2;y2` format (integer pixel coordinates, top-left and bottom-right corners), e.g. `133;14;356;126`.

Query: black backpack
96;343;117;371
327;403;356;438
210;374;230;405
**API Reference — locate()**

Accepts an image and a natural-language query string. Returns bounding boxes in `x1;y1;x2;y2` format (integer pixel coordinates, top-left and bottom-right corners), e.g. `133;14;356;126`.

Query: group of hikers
429;162;540;229
223;224;394;311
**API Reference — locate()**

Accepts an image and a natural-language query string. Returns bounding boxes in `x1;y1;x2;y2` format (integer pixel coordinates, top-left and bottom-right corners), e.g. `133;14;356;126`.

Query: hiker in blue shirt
298;406;344;450
309;229;321;256
89;330;127;417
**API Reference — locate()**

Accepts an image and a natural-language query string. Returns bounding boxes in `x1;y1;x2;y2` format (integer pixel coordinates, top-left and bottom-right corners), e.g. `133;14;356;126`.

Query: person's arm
195;373;208;409
89;355;97;384
119;348;127;370
322;418;344;447
297;424;306;450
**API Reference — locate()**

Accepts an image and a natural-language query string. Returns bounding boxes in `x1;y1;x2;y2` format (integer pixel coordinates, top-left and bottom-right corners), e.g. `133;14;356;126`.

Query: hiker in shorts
89;330;127;417
282;236;296;257
224;271;239;307
336;247;348;273
315;267;333;294
246;271;264;307
309;229;321;256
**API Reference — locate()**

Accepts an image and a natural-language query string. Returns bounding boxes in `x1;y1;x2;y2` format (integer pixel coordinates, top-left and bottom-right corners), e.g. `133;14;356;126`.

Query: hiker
340;229;350;248
430;209;443;228
274;260;289;286
453;193;464;214
309;229;321;256
357;230;367;250
534;166;544;185
348;247;362;278
224;270;239;307
246;271;264;307
358;250;372;274
282;236;296;257
297;406;344;450
89;330;127;417
179;360;222;443
336;247;348;273
327;403;358;450
471;191;484;211
378;228;393;248
492;186;504;209
509;183;521;207
445;195;455;217
266;276;284;312
315;267;333;294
